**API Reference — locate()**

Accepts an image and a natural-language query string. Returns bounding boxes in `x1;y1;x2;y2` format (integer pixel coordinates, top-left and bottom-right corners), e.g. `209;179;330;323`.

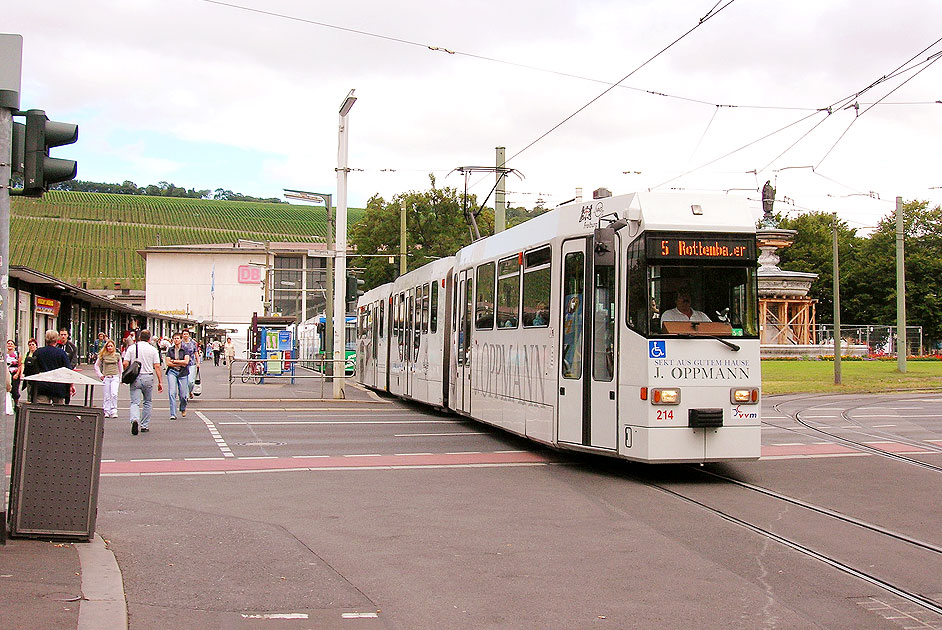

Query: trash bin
7;367;104;541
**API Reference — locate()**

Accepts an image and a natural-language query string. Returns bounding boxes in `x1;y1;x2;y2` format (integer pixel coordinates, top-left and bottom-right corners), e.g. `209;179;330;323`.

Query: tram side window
625;239;649;335
397;293;405;337
379;299;384;338
523;246;551;327
422;282;430;333
430;280;438;333
415;285;423;337
497;256;520;329
475;262;495;329
562;251;585;379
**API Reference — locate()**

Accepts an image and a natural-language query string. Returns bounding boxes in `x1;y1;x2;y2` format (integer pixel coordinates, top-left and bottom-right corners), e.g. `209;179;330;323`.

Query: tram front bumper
623;425;761;463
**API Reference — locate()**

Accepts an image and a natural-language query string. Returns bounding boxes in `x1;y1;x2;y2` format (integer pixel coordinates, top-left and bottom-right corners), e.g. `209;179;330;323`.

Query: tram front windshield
627;238;758;338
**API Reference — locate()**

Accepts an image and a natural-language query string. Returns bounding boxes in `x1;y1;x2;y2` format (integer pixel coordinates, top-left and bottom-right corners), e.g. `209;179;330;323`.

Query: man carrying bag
122;330;163;435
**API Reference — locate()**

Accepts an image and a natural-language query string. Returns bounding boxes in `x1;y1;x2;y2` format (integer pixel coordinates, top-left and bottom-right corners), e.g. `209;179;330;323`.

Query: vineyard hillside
10;191;364;290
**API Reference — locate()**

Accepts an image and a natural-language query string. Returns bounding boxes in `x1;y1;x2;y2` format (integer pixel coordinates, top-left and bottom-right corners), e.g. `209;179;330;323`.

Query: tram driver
660;289;711;325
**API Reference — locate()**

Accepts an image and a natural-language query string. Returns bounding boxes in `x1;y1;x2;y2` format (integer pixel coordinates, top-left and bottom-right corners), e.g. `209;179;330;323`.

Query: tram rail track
770;398;942;473
620;466;942;619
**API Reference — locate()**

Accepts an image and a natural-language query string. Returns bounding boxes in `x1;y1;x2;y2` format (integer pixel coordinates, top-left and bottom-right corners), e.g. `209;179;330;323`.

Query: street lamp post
334;89;356;399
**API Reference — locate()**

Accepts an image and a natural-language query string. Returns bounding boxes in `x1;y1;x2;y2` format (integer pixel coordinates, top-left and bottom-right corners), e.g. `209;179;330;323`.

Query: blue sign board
278;330;293;351
648;340;666;359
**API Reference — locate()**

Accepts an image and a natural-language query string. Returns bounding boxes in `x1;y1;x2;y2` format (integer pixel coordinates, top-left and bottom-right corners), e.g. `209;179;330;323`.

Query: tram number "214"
656;409;674;420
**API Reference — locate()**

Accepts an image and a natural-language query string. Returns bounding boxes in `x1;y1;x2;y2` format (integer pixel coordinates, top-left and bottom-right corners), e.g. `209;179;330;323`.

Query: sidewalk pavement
1;357;385;630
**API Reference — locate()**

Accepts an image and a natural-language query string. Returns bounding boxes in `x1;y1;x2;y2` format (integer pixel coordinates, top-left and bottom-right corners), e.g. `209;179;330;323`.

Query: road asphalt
1;359;374;630
3;361;940;630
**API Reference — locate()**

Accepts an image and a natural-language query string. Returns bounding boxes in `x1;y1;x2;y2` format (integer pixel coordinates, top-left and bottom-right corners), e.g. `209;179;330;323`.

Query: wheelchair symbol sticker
649;341;666;358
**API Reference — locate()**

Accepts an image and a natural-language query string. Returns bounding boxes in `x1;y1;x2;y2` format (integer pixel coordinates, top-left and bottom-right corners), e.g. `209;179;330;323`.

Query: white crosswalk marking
196;411;234;457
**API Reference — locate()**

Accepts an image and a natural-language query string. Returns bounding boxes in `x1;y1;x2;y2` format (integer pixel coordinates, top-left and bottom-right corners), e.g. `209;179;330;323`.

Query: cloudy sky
7;0;942;231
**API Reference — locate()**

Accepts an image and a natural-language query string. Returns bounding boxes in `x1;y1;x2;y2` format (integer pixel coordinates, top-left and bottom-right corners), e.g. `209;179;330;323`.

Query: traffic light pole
0;33;21;543
0;103;9;544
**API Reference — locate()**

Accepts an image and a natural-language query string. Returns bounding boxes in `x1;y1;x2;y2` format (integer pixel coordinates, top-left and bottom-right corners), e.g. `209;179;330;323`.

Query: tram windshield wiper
709;336;740;351
673;333;741;352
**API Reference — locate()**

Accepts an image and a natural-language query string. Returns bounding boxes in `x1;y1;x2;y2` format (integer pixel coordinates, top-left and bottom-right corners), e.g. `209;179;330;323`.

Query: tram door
454;269;472;414
371;302;379;386
404;289;414;397
557;238;618;450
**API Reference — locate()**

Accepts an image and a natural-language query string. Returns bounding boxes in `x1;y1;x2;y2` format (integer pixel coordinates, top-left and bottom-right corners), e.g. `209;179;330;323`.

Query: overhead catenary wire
195;0;831;116
197;0;941;209
506;0;738;164
654;35;942;191
815;52;942;169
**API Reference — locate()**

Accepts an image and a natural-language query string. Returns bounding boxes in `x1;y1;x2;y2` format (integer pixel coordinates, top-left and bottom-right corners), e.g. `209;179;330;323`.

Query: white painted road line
394;432;487;437
196;411;235;458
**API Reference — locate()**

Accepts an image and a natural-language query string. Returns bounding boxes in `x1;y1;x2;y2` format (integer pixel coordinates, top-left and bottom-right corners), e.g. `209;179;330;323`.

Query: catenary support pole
495;146;506;233
895;196;906;373
325;201;334;381
832;212;841;385
399;199;407;276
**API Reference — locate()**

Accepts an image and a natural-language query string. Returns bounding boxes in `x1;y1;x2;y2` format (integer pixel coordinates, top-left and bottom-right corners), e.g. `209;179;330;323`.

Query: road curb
75;534;127;630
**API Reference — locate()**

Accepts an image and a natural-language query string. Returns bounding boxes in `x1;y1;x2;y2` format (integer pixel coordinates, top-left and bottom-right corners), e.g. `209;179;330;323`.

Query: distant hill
10;191;364;290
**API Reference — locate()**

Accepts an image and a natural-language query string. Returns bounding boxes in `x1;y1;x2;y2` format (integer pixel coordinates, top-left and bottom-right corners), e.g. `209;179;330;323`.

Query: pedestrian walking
181;329;199;399
89;331;106;364
122;329;163;435
6;339;21;412
94;338;121;418
34;330;74;404
211;338;221;366
223;336;235;366
164;332;190;421
22;338;39;402
57;328;79;368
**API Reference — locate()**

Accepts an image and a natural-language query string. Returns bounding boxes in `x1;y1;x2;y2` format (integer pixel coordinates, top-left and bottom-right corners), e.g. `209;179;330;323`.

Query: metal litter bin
7;367;104;541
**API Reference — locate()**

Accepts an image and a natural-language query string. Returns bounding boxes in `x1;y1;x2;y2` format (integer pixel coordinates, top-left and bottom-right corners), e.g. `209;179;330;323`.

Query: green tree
349;176;484;289
857;200;942;347
775;211;861;324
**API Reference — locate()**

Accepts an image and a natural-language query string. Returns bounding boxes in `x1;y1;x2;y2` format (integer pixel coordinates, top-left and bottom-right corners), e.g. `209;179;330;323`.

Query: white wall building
141;241;333;354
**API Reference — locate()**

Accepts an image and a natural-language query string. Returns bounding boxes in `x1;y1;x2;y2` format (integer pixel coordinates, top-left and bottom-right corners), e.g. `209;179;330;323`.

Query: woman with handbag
6;339;21;412
95;339;121;418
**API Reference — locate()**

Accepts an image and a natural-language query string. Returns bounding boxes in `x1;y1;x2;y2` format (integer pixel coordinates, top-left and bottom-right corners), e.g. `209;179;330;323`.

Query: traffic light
346;274;365;301
10;121;25;177
20;108;78;197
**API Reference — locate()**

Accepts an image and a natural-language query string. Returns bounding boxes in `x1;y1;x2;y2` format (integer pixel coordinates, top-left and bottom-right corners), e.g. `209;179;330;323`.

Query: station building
139;241;338;352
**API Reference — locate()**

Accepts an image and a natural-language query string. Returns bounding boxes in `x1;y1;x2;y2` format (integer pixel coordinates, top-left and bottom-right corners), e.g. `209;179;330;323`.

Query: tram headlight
730;387;759;404
652;388;680;405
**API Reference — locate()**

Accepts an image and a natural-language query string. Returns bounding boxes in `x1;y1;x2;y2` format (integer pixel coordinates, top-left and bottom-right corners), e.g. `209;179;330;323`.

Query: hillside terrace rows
11;191;365;290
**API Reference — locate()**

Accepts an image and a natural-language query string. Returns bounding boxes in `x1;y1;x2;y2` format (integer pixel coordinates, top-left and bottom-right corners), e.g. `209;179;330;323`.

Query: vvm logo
732;405;759;419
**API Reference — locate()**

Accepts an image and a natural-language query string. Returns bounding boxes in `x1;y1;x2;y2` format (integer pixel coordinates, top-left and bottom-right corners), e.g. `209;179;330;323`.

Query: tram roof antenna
556;197;577;207
447;165;524;240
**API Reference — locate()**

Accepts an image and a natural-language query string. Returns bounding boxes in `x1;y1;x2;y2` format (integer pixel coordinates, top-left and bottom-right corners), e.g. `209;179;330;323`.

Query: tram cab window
626;236;758;338
475;262;495;329
497;255;520;329
523;246;551;327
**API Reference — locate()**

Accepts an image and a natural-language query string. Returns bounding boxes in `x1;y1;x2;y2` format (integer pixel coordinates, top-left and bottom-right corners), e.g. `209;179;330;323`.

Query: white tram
356;192;761;463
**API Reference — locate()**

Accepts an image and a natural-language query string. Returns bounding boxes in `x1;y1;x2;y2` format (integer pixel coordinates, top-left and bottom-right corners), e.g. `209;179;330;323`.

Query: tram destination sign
647;235;755;261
